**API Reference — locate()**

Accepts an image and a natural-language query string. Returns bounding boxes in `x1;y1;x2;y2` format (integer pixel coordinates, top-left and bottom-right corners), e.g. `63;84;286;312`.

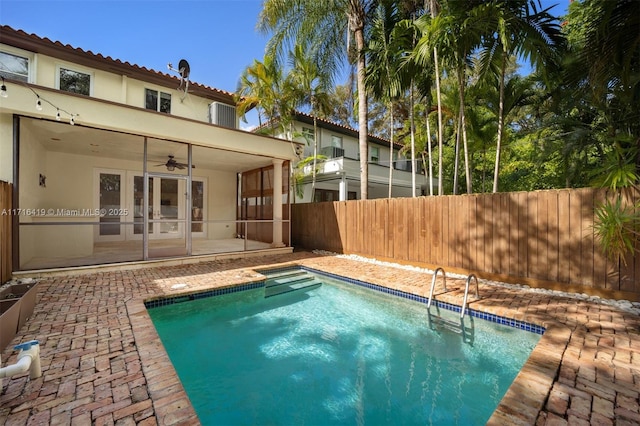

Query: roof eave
0;26;235;105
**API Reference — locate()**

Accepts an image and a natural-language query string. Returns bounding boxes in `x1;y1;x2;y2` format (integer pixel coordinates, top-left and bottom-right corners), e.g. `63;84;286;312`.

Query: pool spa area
4;251;637;425
146;267;543;425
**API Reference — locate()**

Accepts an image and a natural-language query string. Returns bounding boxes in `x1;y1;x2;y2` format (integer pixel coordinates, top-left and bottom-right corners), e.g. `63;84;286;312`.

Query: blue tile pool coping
145;265;546;335
144;281;264;309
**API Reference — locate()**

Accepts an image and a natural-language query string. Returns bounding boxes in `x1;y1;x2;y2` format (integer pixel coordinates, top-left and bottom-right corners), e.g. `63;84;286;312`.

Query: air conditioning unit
209;102;237;129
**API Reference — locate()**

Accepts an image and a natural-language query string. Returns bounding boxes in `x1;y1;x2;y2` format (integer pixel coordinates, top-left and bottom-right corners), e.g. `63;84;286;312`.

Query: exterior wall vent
209;102;237;129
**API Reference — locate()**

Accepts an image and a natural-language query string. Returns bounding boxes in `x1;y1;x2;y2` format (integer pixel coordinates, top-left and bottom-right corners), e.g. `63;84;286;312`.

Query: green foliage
255;0;639;199
591;140;639;191
291;154;328;198
593;195;640;266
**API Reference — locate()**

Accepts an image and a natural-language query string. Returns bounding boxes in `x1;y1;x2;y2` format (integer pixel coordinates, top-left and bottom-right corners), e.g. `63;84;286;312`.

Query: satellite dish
167;59;191;100
178;59;190;80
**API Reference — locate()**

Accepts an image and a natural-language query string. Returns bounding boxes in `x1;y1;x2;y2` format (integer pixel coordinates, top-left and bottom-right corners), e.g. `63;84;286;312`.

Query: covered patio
14;117;292;271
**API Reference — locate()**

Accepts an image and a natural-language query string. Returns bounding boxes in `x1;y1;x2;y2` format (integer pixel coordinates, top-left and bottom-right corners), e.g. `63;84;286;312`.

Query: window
371;146;379;164
59;67;91;95
314;189;357;202
302;127;315;143
0;51;29;82
330;135;343;148
145;88;171;113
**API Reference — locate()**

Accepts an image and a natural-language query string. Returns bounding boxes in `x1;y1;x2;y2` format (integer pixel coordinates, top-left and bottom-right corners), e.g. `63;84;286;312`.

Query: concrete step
264;278;322;298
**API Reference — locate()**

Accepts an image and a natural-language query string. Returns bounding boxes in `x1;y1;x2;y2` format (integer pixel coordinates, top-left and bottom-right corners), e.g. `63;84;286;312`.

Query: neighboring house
0;25;301;271
263;111;431;203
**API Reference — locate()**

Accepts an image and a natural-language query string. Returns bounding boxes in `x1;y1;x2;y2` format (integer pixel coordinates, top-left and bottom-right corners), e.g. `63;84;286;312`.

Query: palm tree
428;0;444;196
236;56;290;135
288;45;332;192
416;0;484;194
259;0;378;199
476;0;563;193
414;0;445;195
366;1;407;198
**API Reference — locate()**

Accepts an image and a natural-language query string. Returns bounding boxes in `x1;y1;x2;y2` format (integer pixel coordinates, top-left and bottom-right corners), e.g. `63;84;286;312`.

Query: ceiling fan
155;155;194;171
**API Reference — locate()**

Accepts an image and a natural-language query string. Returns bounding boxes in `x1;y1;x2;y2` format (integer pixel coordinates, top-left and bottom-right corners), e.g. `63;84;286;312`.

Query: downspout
0;340;42;385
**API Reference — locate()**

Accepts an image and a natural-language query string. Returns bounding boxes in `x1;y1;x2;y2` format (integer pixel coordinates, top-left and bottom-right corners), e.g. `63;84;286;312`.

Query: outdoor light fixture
56;109;61;121
166;165;175;171
70;115;75;125
0;77;7;98
35;96;43;111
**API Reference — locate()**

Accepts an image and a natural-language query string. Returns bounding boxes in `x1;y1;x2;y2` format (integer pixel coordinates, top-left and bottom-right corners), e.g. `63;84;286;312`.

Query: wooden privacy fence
292;188;640;298
0;181;12;284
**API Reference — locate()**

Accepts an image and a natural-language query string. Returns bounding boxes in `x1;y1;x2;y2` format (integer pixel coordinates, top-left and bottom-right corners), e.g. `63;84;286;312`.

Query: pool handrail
460;274;479;319
427;267;446;309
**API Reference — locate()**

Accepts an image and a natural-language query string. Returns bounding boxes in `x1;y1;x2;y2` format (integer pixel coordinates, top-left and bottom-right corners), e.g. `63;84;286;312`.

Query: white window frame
56;64;94;96
145;88;172;113
330;135;343;149
302;127;315;143
0;46;35;83
371;146;380;164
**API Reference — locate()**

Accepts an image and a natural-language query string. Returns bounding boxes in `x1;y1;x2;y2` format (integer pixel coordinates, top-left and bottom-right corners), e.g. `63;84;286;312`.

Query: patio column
271;159;285;247
338;172;347;201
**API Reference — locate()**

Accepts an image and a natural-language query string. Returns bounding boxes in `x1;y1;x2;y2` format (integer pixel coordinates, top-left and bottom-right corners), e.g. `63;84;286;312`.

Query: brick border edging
488;322;571;425
126;298;199;425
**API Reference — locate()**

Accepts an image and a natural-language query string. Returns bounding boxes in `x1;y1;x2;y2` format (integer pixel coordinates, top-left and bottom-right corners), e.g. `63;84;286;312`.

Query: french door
96;163;202;259
130;174;186;239
130;173;188;258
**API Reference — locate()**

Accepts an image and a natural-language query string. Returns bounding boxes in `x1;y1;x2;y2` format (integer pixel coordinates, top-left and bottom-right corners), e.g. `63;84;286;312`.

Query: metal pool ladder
427;267;446;309
460;274;479;319
427;268;480;318
426;268;475;344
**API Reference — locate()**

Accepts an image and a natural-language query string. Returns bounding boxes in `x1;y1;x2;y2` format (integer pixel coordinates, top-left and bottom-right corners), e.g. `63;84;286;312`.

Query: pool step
264;270;322;298
262;269;307;280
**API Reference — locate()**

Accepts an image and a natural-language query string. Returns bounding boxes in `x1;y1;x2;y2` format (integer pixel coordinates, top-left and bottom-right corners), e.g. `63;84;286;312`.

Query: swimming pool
147;267;542;425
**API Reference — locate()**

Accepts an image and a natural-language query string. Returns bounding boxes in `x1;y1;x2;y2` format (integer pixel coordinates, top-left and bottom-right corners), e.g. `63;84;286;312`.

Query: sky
0;0;569;128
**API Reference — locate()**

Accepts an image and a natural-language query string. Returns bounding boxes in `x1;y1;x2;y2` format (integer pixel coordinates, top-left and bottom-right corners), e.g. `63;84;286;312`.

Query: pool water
148;271;541;425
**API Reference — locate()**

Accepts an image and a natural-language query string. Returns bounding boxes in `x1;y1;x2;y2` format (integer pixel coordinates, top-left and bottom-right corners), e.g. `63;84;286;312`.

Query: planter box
0;280;40;351
0;298;21;351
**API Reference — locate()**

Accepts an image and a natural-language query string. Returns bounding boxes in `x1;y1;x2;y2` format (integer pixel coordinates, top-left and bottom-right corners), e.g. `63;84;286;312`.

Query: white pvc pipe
0;341;42;380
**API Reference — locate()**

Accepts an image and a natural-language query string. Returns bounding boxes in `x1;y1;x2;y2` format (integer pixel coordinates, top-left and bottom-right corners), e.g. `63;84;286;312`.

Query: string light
1;80;79;125
25;86;79;125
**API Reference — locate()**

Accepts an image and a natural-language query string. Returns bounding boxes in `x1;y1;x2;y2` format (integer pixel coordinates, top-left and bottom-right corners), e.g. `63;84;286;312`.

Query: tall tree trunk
312;115;318;194
492;54;507;193
430;0;444;196
426;106;433;196
354;26;369;200
458;70;472;194
388;101;394;198
453;114;461;194
410;83;416;197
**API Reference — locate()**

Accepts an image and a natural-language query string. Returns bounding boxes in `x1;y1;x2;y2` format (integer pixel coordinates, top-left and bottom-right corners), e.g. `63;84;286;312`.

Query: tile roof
258;110;405;149
0;25;235;104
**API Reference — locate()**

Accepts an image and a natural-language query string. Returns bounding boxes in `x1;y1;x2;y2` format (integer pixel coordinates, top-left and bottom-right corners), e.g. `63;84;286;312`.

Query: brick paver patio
1;251;639;425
